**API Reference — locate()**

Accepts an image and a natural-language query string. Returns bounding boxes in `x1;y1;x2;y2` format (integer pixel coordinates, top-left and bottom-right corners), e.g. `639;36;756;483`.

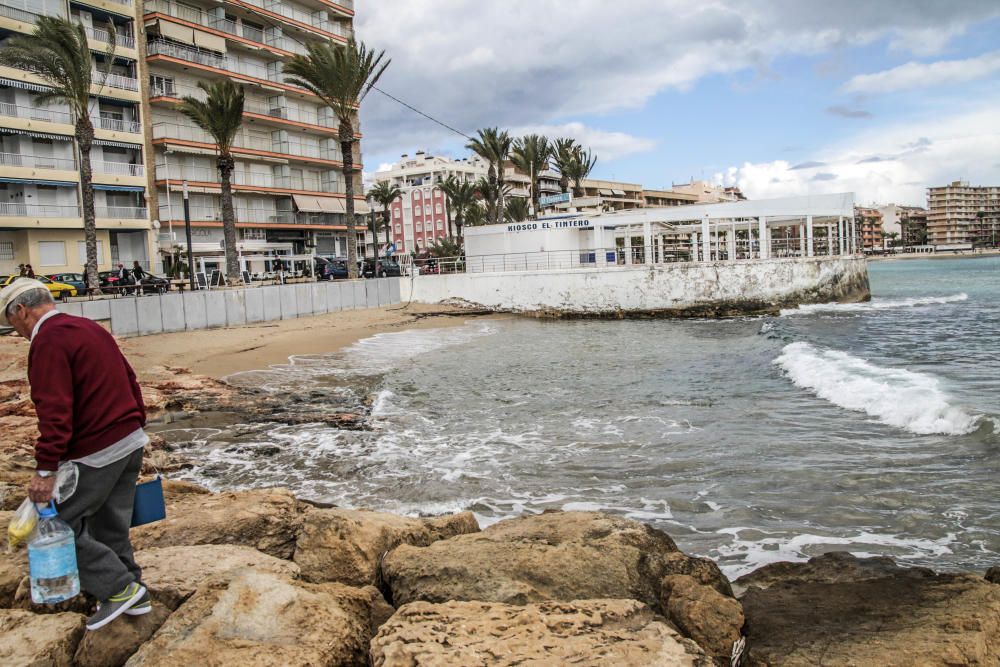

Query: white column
643;221;653;265
690;232;699;261
758;216;768;259
701;214;711;262
624;227;632;265
838;216;845;255
798;224;805;257
593;225;605;266
730;220;737;261
849;216;857;254
826;224;833;256
806;215;814;257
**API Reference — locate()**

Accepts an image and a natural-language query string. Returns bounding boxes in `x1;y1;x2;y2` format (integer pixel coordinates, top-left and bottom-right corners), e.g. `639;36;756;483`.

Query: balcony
0;202;80;218
147;39;227;70
0;152;76;170
153;121;341;161
156;162;343;193
97;71;140;92
94;115;141;134
145;0;311;55
97;206;146;219
0;2;62;24
84;25;136;50
0;101;73;125
93;160;144;177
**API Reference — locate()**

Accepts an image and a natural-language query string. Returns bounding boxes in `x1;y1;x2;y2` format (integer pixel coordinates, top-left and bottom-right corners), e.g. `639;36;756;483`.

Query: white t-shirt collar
30;309;61;343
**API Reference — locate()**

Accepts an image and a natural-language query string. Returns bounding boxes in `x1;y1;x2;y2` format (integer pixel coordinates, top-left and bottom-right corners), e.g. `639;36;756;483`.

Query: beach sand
120;303;490;379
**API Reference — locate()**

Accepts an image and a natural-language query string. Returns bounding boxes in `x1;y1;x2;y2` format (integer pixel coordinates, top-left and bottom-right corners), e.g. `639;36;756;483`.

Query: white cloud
843;51;1000;94
715;98;1000;205
357;1;1000;158
509;122;656;162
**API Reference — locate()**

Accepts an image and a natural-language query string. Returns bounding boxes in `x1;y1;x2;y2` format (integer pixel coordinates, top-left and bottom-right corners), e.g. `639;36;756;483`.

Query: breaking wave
780;293;968;316
774;342;983;435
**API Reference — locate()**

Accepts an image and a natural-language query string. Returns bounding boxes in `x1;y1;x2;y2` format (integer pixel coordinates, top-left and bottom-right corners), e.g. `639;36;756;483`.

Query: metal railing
152;121;340;158
97;71;140;91
0;2;50;23
93;160;144;176
84;25;135;49
94;115;141;133
97;206;147;219
0;102;73;124
154;163;343;193
243;97;335;128
0;202;80;217
0;152;76;170
147;39;227;70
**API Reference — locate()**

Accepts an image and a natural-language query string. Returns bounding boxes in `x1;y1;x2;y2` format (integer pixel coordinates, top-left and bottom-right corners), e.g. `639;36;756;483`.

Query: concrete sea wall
55;278;403;337
402;257;870;317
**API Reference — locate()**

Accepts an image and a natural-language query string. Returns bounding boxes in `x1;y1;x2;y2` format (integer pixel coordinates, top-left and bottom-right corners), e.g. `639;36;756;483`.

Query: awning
93;184;145;192
157;20;195;45
0;177;77;186
158;144;216;156
292;194;322;212
0;78;50;92
353;199;370;214
0;129;72;141
317;197;345;213
93;139;142;149
611;189;627;196
192;29;227;53
599;189;614;196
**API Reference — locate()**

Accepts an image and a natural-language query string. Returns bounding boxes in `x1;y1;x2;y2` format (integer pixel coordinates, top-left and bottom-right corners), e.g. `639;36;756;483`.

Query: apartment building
0;0;153;276
855;206;883;251
143;0;364;275
642;189;699;207
926;181;1000;248
877;203;929;248
669;180;745;203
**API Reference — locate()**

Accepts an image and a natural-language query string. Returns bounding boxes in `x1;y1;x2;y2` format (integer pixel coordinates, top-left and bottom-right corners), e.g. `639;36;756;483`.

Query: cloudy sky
356;1;1000;206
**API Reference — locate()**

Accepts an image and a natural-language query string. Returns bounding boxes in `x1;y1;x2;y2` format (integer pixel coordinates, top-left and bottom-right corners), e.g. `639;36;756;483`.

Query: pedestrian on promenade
0;278;150;630
132;261;146;295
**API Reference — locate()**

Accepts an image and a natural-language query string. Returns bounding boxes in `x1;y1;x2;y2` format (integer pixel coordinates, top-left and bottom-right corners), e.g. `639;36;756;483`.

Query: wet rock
74;603;171;667
660;574;744;663
294;508;479;587
381;511;730;610
159;478;210;503
986;566;1000;585
371;598;711;667
732;551;918;596
131;488;302;559
741;555;1000;666
0;609;85;666
124;569;392;667
136;544;301;610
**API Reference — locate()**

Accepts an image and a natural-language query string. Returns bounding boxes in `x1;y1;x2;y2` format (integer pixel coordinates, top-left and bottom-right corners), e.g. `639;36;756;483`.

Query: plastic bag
54;461;78;503
7;497;38;550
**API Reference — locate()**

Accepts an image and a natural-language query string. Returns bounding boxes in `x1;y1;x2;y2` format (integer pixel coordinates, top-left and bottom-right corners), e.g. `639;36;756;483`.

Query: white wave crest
774;342;982;435
780;293;968;316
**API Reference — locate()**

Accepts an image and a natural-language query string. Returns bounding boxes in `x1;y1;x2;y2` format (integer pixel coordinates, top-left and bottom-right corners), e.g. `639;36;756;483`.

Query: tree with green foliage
466;127;512;224
505;197;530;222
0;16;117;291
285;39;390;279
552;138;580;195
511;134;551;217
367;180;401;248
438;176;478;244
177;80;245;283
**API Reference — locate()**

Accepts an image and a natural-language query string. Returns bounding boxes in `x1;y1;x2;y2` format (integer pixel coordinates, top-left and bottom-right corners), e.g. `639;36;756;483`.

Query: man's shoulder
35;313;109;343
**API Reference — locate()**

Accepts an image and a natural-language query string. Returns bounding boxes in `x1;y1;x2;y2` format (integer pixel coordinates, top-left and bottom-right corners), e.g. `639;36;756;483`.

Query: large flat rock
381;510;730;610
742;555;1000;666
294;507;479;586
733;551;923;596
74;604;172;667
131;488;302;559
125;569;392;667
0;609;85;667
135;544;301;610
371;599;711;666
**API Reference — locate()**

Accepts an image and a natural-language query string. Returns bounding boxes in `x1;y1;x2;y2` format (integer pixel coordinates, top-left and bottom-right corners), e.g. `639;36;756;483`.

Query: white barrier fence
55;278;403;337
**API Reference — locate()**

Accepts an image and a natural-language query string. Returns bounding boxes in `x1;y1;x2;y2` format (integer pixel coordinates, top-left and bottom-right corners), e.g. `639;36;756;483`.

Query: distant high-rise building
926;181;1000;247
877;204;929;248
855;206;883;251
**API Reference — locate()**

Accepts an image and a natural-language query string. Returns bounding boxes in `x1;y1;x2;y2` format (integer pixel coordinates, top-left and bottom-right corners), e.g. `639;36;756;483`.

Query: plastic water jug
28;501;80;604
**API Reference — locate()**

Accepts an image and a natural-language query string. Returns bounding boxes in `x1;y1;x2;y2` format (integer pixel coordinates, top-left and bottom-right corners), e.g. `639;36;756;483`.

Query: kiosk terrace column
806;215;815;258
701;214;711;262
758;216;768;259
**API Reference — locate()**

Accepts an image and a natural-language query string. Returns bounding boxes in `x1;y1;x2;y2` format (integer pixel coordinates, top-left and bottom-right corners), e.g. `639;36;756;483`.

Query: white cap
0;278;49;327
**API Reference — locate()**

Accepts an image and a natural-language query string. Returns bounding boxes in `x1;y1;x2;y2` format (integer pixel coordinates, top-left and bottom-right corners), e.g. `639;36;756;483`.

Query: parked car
0;275;77;299
136;274;171;294
48;273;87;293
362;257;401;278
97;270;124;293
315;256;350;280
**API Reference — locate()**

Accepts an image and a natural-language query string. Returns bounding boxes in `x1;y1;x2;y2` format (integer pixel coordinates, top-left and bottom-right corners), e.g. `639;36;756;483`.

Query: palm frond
177;80;245;154
284;39;390;125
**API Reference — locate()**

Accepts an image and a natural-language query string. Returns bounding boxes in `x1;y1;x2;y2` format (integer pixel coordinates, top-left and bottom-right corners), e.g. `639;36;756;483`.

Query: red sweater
28;313;146;471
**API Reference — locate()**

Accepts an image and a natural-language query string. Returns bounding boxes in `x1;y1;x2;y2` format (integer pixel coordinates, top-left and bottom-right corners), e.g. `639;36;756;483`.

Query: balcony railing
96;71;140;91
147;39;227;70
152;122;271;151
84;25;136;49
155;163;343;193
93;160;144;177
0;152;76;170
0;202;80;217
0;101;73;124
274;141;341;161
0;2;47;23
94;115;141;133
97;206;147;219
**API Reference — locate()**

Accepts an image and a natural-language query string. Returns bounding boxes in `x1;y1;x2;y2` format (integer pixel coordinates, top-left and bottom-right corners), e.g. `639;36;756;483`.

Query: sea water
155;256;1000;579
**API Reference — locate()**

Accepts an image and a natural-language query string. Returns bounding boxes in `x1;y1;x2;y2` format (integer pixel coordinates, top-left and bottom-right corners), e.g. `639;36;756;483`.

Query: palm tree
367;181;401;249
0;17;117;292
466;127;512;224
505;197;530;223
463;203;486;228
511;134;551;217
884;231;900;249
552;138;580;195
438;176;478;244
176;80;244;283
564;146;598;197
284;39;390;279
474;177;511;227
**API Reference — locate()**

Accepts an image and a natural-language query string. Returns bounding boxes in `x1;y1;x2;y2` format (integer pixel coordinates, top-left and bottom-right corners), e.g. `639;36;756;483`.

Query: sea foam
779;293;968;316
774;342;982;435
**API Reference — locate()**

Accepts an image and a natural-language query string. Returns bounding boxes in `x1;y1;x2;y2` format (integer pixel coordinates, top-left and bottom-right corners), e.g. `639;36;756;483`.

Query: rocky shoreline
1;340;999;665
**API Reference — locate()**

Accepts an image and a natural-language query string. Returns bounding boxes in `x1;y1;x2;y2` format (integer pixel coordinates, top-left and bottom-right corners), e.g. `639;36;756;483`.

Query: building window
437;221;444;230
424;205;431;215
435;203;442;214
394;208;401;218
242;228;266;240
149;75;175;96
416;223;422;231
38;241;66;266
192;229;211;237
413;191;421;201
395;224;401;233
0;241;13;261
76;240;105;265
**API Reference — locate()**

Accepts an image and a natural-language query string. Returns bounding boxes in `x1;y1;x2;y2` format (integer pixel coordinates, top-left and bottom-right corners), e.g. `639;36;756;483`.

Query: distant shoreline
869;250;1000;262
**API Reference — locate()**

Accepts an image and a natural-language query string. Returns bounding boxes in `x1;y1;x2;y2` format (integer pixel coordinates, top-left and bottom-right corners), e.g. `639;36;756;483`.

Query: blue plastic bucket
131;476;166;527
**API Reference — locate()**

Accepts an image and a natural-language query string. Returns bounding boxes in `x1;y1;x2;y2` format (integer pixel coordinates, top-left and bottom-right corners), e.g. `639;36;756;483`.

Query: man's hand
27;474;56;503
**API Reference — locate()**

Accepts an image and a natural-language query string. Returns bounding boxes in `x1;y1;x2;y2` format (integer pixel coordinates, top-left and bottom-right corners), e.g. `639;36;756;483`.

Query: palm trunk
559;175;569;195
531;172;540;218
340;121;358;278
383;210;391;248
445;197;453;238
456;210;464;246
218;153;240;284
76;117;99;292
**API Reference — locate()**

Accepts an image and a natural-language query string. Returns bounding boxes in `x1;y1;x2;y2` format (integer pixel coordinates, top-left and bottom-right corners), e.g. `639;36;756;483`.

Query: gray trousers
55;449;143;601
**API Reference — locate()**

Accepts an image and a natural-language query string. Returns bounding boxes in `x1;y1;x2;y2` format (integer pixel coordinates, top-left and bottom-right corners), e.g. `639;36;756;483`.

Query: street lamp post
183;181;195;291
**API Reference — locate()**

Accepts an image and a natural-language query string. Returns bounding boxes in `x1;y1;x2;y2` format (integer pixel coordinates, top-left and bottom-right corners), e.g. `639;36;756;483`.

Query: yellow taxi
0;275;78;299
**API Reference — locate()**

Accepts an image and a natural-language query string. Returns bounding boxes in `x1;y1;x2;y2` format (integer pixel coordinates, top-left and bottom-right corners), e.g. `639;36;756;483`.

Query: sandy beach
119;302;491;379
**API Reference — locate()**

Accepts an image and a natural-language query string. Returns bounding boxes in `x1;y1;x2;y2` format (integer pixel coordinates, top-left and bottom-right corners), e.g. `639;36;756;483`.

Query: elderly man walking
0;278;150;630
